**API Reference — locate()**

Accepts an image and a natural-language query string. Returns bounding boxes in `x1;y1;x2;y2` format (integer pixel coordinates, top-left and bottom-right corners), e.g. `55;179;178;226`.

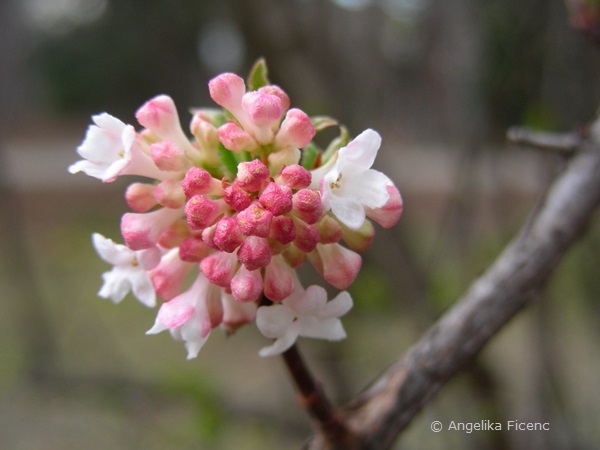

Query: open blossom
92;233;160;307
256;281;353;357
70;61;402;359
314;129;401;230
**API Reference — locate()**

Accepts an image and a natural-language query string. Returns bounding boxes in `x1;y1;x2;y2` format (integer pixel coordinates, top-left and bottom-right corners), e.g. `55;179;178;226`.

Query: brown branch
507;126;582;153
281;344;358;449
305;139;600;449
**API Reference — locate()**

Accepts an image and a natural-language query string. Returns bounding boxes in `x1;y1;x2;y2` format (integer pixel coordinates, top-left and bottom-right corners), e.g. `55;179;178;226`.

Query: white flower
146;275;223;359
69;113;165;182
92;233;160;307
318;129;393;230
256;283;353;357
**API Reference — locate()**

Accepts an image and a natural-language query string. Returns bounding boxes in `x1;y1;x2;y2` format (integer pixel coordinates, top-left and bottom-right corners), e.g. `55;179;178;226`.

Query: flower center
329;173;343;190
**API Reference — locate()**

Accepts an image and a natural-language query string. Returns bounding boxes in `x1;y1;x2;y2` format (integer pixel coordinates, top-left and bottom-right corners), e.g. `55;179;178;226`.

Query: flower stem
281;343;356;449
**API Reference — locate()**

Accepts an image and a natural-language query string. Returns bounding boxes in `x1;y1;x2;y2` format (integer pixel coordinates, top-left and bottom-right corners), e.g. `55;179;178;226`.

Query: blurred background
2;0;600;448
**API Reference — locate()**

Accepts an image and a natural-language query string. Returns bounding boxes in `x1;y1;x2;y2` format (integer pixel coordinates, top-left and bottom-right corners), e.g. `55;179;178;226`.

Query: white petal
258;326;299;357
92;233;134;266
338;129;381;170
298;316;347;341
130;271;156;307
146;317;168;335
329;196;366;230
319;291;353;319
339;168;391;209
184;332;210;360
285;285;327;315
256;305;295;339
98;269;130;303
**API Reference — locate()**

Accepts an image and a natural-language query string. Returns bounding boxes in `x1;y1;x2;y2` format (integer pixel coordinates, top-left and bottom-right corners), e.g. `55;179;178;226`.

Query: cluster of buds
69;60;402;359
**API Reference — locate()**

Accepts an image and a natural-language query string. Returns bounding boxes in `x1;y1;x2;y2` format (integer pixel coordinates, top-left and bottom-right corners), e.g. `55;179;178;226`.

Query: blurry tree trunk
303;133;600;448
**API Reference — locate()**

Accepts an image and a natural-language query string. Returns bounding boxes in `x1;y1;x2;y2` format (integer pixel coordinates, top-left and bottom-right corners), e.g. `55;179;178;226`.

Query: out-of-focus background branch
2;1;600;449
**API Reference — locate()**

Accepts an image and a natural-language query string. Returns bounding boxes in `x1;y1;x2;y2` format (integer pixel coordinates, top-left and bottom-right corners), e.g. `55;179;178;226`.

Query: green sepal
247;58;270;91
300;142;321;170
311;116;338;132
322;125;350;164
218;143;239;179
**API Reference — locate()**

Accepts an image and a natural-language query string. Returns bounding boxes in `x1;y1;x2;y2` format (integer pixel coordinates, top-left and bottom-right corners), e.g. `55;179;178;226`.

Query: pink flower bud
121;207;183;250
230;265;263;302
236;160;269;192
267;147;301;174
200;251;238;287
365;184;403;228
190;112;219;148
125;182;157;212
237;203;273;237
293;219;320;253
150;250;195;301
259;182;293;216
309;243;362;290
135;95;180;137
258;85;290;111
184;195;226;232
280;164;312;189
242;91;284;127
208;73;246;111
263;255;295;301
275;108;316;149
237;236;271;271
181;167;223;198
152;179;186;208
292;189;323;224
179;237;211;262
201;223;218;249
149;141;189;172
201;286;224;336
217;122;258;152
269;215;296;244
223;183;253;211
213;216;244;253
158;219;190;248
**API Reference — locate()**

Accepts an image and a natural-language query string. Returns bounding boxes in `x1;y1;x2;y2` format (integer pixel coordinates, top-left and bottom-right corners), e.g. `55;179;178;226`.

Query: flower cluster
69;61;402;359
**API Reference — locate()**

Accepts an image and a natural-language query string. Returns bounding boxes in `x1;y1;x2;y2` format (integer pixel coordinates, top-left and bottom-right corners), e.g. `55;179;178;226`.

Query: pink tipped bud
121;207;182;250
150;250;195;301
365;184;403;228
213;216;244;252
223;183;253;211
258;85;290;111
179;237;211;262
201;224;219;249
158;219;190;248
190;112;219;147
267;146;301;174
217;122;258;153
242;91;284;127
237;236;271;271
200;251;238;288
184;195;226;231
236;203;273;237
259;182;293;216
152;179;186;208
292;189;323;224
236;159;269;192
317;215;343;244
269;215;296;244
208;73;246;111
279;164;312;189
275;108;316;149
341;218;375;251
125;182;157;212
309;243;362;290
230;266;263;302
263;255;295;301
181;167;223;198
149;141;188;172
293;219;320;253
135;95;180;137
